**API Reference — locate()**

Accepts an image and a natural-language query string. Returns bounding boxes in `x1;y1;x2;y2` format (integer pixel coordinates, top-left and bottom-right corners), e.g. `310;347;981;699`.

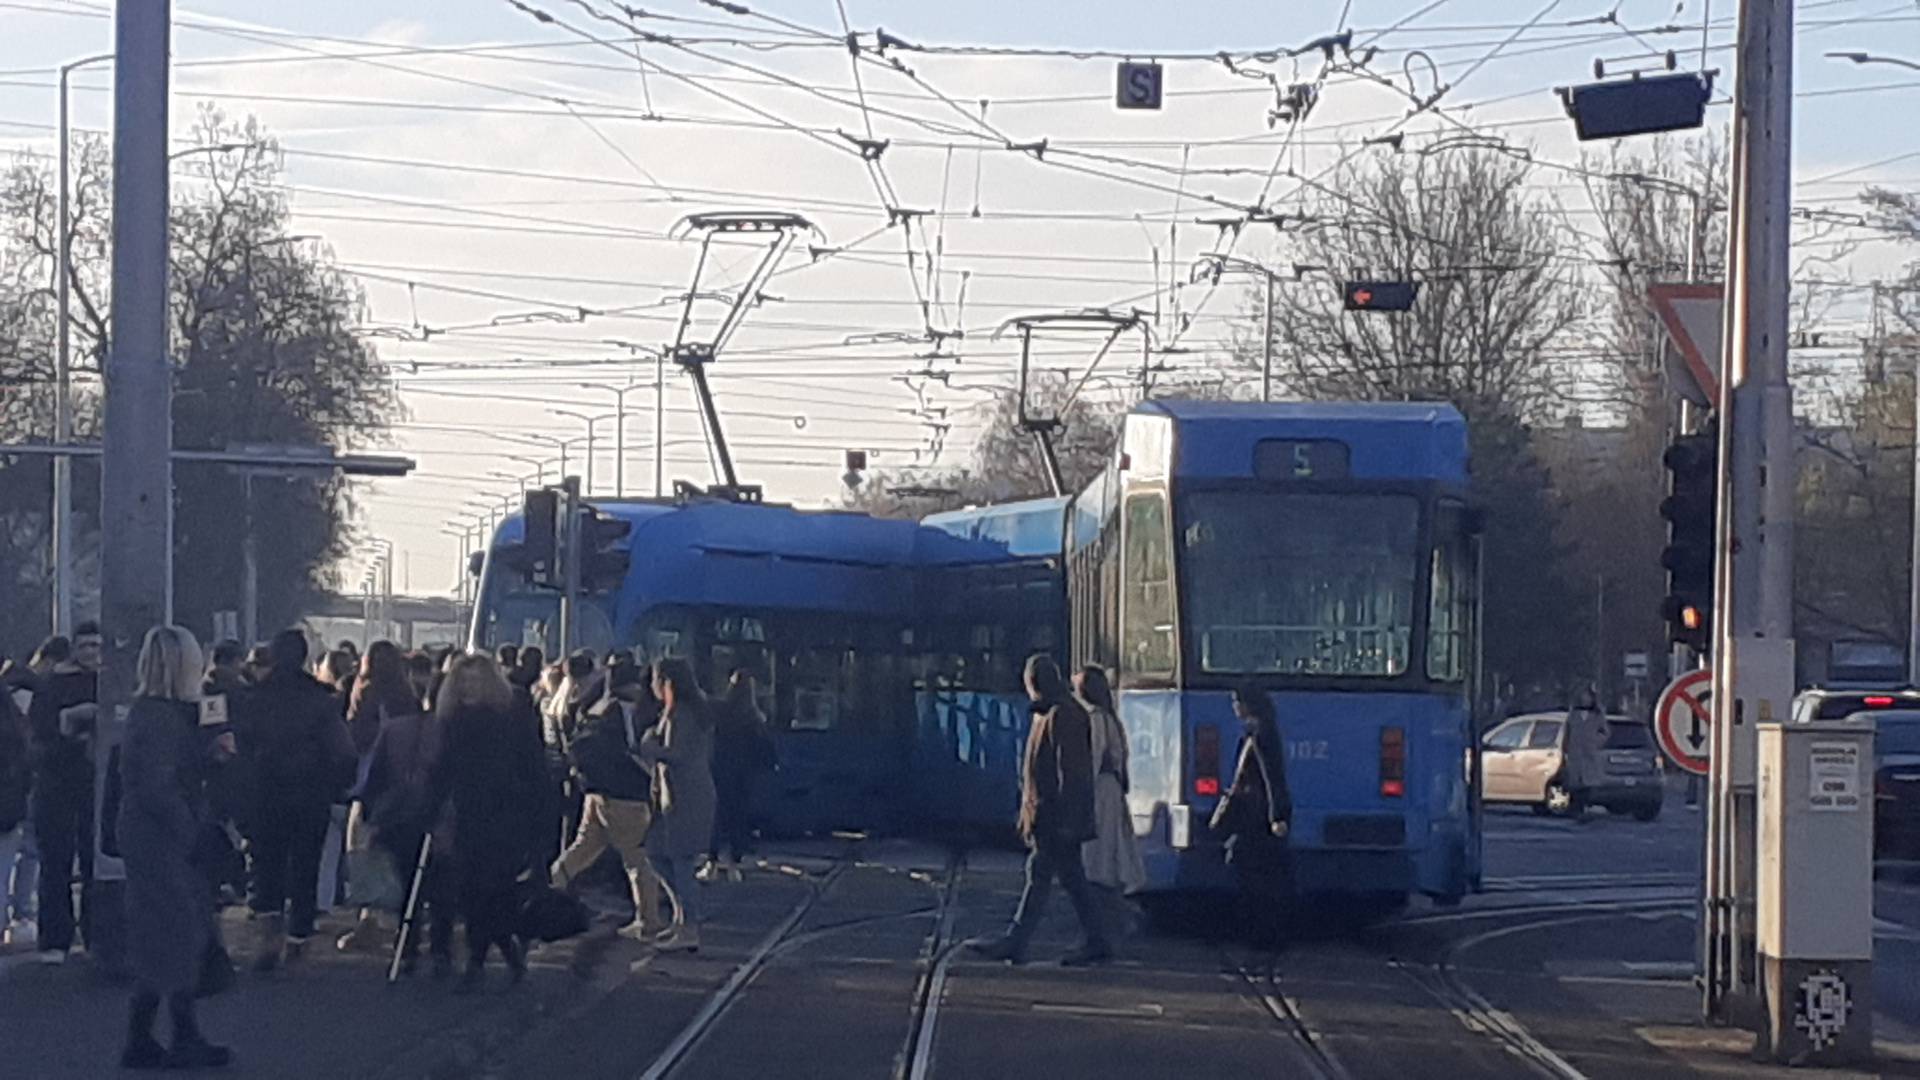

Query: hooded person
235;629;356;970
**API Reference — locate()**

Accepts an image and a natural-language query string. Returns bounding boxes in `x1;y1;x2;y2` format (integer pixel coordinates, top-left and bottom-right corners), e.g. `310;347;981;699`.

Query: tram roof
920;496;1069;561
1135;399;1468;483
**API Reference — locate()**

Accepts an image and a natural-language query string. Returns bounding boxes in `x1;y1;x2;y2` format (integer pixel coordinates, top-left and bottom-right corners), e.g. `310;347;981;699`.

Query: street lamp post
579;382;640;497
51;52;112;637
1191;254;1293;402
504;454;546;489
549;409;613;494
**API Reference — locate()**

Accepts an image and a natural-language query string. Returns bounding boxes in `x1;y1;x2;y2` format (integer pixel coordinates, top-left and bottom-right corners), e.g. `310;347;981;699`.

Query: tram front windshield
1180;492;1421;678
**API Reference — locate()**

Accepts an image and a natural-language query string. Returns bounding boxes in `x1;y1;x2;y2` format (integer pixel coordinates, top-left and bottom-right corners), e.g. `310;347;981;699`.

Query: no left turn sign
1654;669;1714;776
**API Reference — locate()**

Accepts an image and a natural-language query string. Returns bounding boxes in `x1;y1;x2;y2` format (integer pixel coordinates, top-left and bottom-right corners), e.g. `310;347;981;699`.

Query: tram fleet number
1288;739;1330;762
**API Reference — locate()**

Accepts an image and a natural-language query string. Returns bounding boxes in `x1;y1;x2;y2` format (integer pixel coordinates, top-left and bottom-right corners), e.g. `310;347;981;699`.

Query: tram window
1123;491;1177;681
788;648;843;731
1181;492;1418;677
1427;501;1475;683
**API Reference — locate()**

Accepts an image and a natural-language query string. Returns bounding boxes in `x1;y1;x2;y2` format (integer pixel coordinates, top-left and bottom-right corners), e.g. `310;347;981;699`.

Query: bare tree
1249;146;1586;425
0;108;399;650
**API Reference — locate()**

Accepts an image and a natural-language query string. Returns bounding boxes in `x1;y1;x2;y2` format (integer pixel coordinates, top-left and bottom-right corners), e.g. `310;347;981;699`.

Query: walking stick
388;834;433;985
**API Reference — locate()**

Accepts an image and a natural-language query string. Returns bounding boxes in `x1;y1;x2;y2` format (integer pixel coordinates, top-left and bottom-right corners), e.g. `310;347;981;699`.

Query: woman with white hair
118;626;231;1071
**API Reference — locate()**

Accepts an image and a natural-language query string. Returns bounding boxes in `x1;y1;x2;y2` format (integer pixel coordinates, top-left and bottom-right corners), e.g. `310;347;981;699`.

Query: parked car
1480;712;1663;820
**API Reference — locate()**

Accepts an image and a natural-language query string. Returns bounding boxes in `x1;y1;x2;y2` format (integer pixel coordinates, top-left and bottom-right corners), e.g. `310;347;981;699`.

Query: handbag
346;845;407;911
515;882;590;943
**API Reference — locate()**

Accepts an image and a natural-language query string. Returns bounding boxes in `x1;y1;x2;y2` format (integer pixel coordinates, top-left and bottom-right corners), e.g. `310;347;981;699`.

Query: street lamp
1826;51;1920;73
50;52;112;637
578;381;644;497
1613;172;1719;282
548;408;615;494
1189;254;1301;403
502;455;546;489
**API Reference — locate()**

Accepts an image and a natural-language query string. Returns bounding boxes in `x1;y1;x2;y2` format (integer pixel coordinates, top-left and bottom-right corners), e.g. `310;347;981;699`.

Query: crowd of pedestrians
0;620;1296;1069
0;624;779;1072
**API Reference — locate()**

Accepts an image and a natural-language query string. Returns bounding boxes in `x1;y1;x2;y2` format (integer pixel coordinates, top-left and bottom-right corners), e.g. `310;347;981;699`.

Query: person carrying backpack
551;658;663;942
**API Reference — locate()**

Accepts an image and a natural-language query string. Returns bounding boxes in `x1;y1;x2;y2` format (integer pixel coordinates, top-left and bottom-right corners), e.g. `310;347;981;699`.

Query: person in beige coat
637;658;715;953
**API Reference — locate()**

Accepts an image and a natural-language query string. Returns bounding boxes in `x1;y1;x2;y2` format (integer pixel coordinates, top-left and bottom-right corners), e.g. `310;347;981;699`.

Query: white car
1480;712;1664;819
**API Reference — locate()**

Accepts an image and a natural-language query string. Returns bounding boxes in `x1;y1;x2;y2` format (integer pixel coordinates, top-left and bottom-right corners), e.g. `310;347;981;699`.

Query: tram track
1389;900;1693;1079
636;848;965;1080
1227;952;1351;1080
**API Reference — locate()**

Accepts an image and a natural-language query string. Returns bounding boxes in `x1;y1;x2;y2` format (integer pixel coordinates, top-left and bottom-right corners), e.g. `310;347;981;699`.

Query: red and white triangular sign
1649;283;1722;408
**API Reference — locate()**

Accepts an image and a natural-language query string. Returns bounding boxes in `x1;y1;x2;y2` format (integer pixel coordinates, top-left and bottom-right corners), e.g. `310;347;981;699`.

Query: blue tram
468;498;931;835
916;401;1484;906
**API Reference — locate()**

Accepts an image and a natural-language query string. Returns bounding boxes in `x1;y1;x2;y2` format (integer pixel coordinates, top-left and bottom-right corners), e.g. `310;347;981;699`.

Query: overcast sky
4;0;1918;598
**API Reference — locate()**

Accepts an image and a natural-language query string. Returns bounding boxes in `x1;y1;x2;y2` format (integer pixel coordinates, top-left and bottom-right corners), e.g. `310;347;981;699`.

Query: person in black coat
1210;685;1294;952
705;669;773;881
430;653;544;991
28;622;100;963
236;629;356;970
967;654;1111;967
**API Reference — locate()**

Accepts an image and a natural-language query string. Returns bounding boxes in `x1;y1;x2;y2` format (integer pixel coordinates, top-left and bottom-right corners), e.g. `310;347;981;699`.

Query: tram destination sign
1254;439;1351;480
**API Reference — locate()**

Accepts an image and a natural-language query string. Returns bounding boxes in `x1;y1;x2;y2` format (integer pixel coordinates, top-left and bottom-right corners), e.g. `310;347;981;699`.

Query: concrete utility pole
1704;0;1797;1029
1911;350;1920;684
93;0;172;979
53;52;112;637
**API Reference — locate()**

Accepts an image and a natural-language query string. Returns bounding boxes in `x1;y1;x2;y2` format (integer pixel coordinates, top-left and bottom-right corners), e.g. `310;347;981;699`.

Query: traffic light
576;506;633;593
1660;424;1718;653
522;488;560;587
1343;279;1419;312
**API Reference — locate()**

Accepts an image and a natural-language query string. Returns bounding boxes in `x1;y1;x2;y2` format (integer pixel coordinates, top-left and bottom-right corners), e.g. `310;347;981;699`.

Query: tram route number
1288;739;1329;762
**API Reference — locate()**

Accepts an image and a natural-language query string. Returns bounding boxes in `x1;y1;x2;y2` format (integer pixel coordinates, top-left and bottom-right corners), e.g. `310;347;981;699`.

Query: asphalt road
465;795;1920;1080
10;791;1920;1078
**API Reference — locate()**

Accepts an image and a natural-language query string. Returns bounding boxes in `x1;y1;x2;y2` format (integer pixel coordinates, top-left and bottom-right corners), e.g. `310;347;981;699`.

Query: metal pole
95;0;171;981
615;387;627;498
1911;357;1920;685
1707;0;1796;1028
51;53;111;639
559;476;580;657
584;420;596;496
241;474;258;645
654;352;665;497
1261;272;1275;403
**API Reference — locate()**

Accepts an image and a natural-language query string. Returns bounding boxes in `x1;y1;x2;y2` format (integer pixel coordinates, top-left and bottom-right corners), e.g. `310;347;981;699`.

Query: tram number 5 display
1255;439;1351;481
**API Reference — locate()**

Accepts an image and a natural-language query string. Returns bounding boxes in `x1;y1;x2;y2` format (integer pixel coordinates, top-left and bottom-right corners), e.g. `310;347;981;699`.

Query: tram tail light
1380;726;1406;798
1193;723;1221;799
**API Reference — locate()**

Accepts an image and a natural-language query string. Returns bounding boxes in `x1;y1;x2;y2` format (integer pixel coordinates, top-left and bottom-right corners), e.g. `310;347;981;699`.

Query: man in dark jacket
968;654;1110;966
551;659;663;939
0;686;32;943
237;629;356;970
29;622;101;964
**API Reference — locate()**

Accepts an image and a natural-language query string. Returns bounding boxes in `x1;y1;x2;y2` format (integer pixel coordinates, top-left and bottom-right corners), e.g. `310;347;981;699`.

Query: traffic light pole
1705;0;1797;1030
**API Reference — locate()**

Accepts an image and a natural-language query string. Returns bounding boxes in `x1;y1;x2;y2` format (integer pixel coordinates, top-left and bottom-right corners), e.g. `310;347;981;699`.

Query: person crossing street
967;654;1111;967
551;658;664;942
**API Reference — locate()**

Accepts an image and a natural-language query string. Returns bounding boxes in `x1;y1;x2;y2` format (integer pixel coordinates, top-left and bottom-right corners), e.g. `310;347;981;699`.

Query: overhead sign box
1116;61;1164;110
1559;71;1714;141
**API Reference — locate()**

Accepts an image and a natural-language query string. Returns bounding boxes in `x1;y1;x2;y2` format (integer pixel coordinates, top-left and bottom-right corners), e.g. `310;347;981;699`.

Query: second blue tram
918;400;1484;906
